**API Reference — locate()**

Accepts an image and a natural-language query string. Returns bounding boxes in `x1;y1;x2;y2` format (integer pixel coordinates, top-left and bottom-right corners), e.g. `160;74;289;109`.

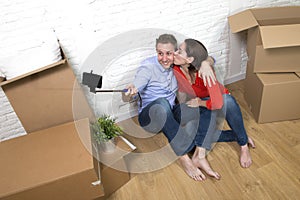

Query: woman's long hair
184;39;208;83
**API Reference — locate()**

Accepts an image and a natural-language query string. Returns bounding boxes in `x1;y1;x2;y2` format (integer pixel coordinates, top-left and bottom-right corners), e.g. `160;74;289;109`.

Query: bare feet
248;137;256;148
240;137;255;168
178;154;206;181
192;147;221;180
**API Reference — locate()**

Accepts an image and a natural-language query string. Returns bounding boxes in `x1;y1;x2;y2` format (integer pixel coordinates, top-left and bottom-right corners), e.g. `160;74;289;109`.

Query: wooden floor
112;80;300;200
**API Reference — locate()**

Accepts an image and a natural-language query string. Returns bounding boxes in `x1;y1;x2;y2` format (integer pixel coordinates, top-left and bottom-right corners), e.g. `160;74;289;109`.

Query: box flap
251;6;300;24
1;59;94;133
257;73;300;85
228;9;258;33
229;6;300;33
260;24;300;49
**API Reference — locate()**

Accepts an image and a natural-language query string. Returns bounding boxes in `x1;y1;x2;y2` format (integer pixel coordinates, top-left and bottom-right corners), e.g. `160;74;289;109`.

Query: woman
173;38;255;168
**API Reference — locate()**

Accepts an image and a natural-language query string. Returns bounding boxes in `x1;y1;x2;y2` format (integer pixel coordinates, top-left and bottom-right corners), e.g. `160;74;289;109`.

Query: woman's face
174;42;189;66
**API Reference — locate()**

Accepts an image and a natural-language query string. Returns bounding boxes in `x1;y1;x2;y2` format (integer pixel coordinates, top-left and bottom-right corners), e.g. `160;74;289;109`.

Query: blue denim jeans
173;102;237;151
138;98;199;156
197;94;248;149
218;94;248;146
138;95;247;155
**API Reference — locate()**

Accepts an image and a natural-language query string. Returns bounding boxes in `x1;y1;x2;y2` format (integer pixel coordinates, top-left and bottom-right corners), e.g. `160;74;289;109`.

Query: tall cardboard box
245;63;300;123
228;6;300;73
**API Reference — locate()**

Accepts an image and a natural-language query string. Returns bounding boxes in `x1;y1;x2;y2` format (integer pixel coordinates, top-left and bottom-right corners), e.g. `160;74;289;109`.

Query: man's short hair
156;34;177;50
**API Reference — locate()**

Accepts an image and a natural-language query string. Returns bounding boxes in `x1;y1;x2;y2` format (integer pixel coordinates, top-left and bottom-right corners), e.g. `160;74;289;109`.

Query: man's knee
152;98;172;114
154;97;171;107
139;98;172;133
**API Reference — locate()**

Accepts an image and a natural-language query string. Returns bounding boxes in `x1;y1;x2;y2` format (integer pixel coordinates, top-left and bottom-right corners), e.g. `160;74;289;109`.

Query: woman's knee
223;94;237;108
222;94;242;116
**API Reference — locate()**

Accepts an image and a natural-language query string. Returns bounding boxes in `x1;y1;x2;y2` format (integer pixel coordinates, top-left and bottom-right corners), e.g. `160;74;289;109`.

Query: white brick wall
1;0;299;141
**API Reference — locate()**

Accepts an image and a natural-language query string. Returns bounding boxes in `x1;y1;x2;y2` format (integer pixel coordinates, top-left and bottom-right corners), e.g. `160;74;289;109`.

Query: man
125;34;219;181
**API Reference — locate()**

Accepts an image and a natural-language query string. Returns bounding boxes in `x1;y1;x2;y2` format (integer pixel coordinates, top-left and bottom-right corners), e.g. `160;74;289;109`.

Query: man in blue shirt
125;34;220;181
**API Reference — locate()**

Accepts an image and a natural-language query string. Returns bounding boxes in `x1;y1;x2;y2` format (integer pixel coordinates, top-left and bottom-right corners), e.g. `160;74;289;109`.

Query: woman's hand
186;97;206;108
199;57;216;87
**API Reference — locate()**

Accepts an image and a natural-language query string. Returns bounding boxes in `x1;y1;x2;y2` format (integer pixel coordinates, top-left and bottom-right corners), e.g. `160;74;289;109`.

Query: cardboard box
96;137;133;199
245;64;300;123
0;119;104;200
0;57;105;199
0;46;133;199
228;6;300;73
0;58;95;133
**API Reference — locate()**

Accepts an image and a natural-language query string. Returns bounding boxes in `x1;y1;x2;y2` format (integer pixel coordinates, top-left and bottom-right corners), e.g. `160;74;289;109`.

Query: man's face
156;43;175;69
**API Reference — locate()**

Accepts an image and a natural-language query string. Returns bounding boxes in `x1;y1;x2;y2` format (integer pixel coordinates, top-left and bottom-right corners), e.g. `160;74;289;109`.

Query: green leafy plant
92;114;122;143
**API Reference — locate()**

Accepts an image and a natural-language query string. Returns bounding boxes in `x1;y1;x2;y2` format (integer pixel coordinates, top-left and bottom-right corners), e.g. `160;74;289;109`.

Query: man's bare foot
192;147;221;180
240;137;255;168
178;154;206;181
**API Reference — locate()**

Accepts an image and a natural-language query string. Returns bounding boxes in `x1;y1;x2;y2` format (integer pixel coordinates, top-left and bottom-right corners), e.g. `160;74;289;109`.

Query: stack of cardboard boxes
228;6;300;123
0;57;105;199
0;47;132;199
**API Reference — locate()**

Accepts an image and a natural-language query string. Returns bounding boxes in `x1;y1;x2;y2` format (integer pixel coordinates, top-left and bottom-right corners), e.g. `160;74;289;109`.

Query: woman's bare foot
192;147;221;180
240;137;255;168
248;137;256;148
178;154;206;181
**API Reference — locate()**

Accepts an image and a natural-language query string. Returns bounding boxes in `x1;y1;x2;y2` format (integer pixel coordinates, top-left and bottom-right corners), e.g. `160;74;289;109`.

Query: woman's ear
187;56;194;64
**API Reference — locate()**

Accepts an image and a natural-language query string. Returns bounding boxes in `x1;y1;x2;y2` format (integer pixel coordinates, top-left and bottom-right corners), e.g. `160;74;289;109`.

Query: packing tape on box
91;180;101;186
92;143;102;186
119;136;137;150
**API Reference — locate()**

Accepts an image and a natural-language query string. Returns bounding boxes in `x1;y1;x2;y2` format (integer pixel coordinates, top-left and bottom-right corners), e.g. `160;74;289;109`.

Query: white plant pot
100;138;116;153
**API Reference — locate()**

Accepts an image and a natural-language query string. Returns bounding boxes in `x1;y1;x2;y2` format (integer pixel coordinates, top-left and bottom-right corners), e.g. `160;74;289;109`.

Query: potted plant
92;114;123;153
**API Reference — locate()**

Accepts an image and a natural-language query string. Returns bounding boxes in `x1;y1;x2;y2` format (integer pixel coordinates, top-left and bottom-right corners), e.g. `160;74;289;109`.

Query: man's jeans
138;98;198;156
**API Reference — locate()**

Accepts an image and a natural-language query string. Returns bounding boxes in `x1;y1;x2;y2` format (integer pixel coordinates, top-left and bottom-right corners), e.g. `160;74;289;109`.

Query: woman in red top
173;38;255;168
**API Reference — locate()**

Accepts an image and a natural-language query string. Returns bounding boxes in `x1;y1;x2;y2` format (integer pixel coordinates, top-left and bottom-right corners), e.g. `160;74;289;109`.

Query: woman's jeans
217;94;248;146
197;94;248;149
173;100;238;151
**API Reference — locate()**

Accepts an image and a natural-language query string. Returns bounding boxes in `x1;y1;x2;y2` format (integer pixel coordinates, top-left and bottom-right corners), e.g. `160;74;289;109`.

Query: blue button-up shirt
133;56;178;113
